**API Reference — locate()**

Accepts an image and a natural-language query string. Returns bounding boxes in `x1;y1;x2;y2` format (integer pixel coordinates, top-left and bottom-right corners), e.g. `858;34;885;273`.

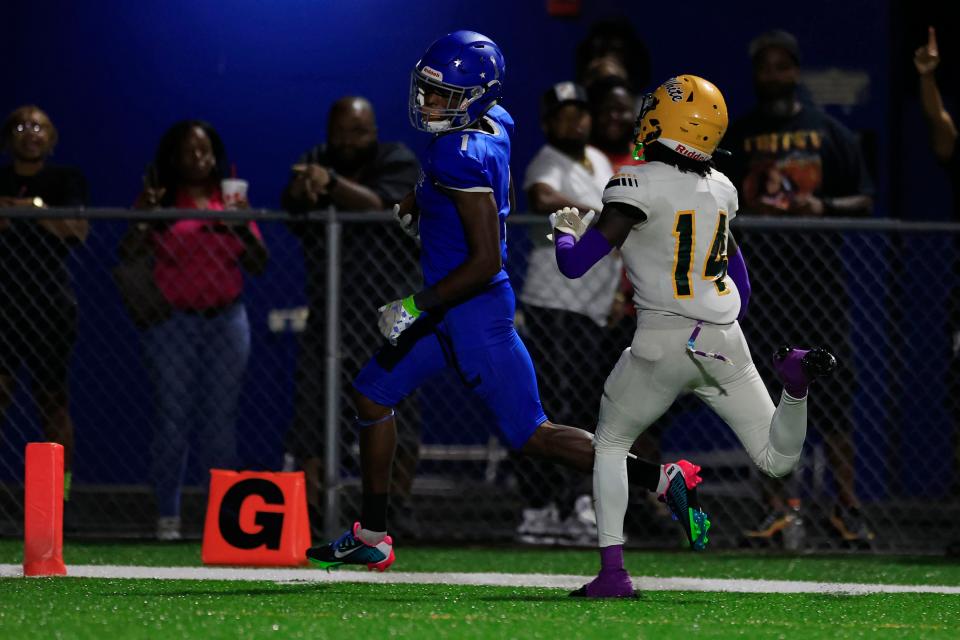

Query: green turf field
2;540;959;639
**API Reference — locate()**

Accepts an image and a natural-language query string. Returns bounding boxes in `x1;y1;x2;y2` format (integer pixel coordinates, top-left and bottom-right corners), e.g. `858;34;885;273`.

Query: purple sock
774;348;810;398
599;544;624;571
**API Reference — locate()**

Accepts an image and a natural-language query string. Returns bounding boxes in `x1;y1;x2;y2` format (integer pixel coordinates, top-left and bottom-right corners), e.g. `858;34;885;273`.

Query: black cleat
773;346;837;397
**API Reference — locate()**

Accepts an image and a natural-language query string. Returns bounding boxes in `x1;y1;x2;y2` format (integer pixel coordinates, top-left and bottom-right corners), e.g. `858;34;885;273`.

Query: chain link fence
0;207;957;553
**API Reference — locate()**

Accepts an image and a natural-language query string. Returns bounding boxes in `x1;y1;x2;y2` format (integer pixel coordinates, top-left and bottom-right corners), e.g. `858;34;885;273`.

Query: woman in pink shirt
122;120;268;540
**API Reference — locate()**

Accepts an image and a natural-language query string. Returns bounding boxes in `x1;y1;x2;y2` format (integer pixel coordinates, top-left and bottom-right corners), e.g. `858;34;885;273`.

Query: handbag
111;252;173;329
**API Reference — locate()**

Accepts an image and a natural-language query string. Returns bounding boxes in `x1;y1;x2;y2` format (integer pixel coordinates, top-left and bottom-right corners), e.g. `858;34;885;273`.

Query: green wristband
401;295;422;318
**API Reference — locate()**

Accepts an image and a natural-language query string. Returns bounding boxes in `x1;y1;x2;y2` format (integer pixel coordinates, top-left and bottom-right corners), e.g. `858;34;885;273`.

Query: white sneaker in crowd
515;503;563;545
156;516;182;541
558;494;599;546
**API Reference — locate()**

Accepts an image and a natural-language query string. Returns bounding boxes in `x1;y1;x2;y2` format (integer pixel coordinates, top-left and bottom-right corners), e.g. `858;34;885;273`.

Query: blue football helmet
409;30;505;133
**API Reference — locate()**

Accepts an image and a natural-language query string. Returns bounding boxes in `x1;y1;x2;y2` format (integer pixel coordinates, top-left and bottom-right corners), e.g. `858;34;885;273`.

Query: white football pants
593;311;807;547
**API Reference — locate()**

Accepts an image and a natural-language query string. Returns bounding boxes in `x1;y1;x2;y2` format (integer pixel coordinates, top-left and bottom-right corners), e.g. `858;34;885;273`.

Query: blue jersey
354;106;547;449
415;105;514;288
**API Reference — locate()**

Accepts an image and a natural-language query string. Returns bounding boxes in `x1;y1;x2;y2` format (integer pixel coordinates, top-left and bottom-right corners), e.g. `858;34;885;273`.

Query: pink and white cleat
659;460;711;551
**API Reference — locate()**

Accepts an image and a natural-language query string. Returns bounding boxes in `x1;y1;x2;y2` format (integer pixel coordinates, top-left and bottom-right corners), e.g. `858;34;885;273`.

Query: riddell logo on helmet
674;143;710;161
421;66;443;81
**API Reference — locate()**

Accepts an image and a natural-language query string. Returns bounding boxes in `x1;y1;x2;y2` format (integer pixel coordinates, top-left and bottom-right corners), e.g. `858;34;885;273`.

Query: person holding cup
121;119;268;541
220;175;249;210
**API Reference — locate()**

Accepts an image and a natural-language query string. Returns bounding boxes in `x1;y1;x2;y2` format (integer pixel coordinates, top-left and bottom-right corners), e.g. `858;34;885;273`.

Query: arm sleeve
554;227;613;279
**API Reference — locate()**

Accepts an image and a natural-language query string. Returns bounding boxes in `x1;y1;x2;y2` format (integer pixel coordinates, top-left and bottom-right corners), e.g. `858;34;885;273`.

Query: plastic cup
220;178;249;209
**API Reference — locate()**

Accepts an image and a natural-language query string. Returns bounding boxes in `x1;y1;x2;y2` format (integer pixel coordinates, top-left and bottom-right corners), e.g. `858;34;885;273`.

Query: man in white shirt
514;82;623;545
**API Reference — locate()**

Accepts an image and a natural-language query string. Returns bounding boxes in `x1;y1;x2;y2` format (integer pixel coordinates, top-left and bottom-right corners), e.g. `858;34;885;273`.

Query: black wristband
412;288;442;312
327;168;339;190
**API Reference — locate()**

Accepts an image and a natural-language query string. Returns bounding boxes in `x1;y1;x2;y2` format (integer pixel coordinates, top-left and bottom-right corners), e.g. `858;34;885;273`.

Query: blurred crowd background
1;0;958;553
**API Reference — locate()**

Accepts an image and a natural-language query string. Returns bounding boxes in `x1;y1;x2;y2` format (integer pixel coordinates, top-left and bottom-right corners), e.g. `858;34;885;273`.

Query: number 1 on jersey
672;211;695;299
672;209;729;299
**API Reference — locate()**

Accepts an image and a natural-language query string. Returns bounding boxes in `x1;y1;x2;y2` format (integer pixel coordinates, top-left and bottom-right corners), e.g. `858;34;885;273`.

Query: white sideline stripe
2;564;959;595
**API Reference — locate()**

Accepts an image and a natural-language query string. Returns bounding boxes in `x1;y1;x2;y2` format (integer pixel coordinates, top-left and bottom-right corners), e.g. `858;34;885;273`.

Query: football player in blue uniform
306;31;702;579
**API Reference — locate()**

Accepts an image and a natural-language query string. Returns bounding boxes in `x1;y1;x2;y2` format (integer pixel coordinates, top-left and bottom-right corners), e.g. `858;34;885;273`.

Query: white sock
359;528;386;544
769;392;808;461
655;465;669;495
594;449;631;547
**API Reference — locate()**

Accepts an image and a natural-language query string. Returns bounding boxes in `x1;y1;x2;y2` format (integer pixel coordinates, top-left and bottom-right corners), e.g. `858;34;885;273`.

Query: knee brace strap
355;409;395;429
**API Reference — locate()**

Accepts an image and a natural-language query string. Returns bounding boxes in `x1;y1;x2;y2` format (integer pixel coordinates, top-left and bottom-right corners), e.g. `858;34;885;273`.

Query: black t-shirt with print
0;164;88;307
720;104;874;211
717;106;871;404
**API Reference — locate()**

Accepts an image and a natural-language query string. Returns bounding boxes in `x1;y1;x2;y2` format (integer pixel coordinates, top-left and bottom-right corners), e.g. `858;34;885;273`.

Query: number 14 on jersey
671;210;730;299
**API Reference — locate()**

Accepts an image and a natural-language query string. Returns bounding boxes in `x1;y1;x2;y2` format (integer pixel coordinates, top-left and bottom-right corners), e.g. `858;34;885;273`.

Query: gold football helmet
634;75;728;161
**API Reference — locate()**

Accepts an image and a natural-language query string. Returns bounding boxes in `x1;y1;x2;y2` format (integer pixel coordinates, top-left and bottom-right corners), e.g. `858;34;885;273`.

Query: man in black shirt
281;96;421;537
718;31;875;548
0;105;89;499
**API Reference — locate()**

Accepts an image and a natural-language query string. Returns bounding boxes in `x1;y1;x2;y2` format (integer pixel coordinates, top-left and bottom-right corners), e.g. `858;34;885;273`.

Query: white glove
393;203;420;243
547;206;596;241
378;295;422;345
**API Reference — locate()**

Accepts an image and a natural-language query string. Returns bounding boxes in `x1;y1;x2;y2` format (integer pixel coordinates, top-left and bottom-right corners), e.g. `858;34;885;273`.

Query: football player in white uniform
552;75;836;598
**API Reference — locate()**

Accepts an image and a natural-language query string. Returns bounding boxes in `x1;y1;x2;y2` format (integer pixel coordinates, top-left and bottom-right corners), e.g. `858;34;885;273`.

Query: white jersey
602;161;741;324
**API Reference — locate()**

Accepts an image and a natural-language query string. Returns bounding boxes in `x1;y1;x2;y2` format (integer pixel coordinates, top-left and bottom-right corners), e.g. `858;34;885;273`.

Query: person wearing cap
717;29;875;548
513;81;621;546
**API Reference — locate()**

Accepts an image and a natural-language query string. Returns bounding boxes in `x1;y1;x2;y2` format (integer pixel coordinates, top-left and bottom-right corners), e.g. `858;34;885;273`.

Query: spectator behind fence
514;82;620;545
0;105;88;501
118;120;268;541
280;96;421;538
575;19;651;93
588;76;644;170
717;29;875;548
588;75;644;337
